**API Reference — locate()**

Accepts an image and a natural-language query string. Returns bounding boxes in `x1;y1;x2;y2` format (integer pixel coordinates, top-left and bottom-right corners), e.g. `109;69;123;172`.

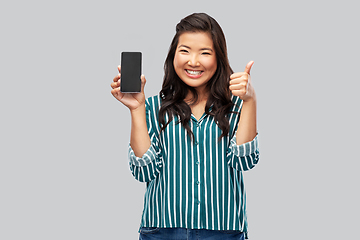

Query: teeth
186;70;202;75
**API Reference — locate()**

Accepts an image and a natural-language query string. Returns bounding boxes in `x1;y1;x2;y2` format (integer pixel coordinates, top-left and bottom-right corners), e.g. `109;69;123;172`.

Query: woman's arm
128;96;163;182
129;105;151;157
229;61;257;145
236;96;257;145
111;66;151;157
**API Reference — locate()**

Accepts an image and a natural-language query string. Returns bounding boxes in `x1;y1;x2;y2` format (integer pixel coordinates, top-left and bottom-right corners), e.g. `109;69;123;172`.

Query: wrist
242;93;257;104
130;103;146;114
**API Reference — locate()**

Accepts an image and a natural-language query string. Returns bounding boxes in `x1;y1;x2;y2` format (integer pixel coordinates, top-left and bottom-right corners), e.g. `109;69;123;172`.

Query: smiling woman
110;12;259;240
173;32;217;91
159;13;236;140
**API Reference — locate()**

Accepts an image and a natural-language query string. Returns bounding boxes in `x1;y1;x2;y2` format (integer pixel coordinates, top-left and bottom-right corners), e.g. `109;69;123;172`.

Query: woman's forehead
177;32;214;49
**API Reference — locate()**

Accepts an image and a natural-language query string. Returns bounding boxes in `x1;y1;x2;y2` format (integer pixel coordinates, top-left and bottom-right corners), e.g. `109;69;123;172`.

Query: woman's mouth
185;69;204;78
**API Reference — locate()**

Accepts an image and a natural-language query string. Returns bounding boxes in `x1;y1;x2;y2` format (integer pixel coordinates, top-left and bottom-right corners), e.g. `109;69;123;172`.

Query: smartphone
120;52;142;93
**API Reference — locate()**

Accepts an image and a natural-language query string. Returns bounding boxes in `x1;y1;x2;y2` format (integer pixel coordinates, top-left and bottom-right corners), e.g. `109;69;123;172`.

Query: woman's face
173;31;217;93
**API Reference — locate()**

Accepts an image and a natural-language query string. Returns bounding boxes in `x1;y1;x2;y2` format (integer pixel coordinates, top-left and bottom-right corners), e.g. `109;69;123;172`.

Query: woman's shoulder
145;94;162;111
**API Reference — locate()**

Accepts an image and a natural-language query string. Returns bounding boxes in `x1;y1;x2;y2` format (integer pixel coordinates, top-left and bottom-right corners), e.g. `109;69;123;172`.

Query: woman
111;12;259;240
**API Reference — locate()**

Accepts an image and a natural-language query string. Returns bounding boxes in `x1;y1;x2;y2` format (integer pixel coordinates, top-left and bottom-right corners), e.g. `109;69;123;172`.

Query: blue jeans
139;227;245;240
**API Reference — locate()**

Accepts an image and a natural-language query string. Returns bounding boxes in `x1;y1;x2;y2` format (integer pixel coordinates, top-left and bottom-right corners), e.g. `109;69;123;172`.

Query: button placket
193;120;201;210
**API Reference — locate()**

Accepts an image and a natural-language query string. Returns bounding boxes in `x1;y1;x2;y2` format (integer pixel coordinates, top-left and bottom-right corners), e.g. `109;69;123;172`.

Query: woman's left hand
229;61;256;102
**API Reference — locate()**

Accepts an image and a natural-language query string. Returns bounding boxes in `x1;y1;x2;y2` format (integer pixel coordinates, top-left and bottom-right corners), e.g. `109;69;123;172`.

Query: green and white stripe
129;95;259;237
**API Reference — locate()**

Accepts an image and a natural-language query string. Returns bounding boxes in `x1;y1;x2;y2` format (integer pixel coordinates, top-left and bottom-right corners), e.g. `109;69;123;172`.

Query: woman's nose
187;55;200;67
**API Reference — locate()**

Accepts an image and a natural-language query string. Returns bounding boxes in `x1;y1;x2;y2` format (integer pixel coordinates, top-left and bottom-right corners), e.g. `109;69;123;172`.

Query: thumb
244;61;254;75
140;74;146;93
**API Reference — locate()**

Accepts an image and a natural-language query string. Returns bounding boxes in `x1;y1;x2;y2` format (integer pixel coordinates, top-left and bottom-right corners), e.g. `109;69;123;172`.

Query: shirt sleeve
227;133;259;171
128;98;164;182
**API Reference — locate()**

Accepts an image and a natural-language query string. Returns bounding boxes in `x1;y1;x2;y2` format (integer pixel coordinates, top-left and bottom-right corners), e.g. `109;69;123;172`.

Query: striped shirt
128;94;259;238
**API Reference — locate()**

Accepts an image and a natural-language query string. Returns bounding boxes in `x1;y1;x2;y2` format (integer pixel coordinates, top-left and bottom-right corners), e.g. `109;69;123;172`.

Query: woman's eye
202;52;211;55
180;49;189;53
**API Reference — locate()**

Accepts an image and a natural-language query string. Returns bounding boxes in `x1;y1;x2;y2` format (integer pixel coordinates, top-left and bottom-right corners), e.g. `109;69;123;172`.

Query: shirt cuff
230;134;259;157
128;144;157;167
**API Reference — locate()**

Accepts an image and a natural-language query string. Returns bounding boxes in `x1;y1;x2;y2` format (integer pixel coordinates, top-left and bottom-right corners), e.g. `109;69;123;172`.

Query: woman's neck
185;86;209;105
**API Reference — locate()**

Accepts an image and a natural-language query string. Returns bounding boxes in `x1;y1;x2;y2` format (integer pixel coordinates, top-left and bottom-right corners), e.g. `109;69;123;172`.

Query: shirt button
196;180;200;185
196;161;200;165
197;200;201;205
195;141;199;145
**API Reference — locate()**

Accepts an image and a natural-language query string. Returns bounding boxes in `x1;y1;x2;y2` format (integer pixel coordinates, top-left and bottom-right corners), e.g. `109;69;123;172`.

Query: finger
229;82;247;91
229;78;239;86
229;75;248;85
231;89;246;97
111;87;123;99
230;72;245;80
140;74;146;93
110;80;120;89
244;61;254;75
112;66;121;83
113;73;121;82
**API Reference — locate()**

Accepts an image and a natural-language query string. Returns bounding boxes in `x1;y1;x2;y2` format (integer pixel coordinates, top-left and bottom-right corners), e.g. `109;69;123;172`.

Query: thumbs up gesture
229;61;256;102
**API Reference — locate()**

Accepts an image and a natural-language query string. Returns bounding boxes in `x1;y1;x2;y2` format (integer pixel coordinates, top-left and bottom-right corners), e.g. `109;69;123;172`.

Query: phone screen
120;52;142;93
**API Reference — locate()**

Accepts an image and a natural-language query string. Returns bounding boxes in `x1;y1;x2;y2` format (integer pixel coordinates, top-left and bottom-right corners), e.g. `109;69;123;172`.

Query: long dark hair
159;13;234;140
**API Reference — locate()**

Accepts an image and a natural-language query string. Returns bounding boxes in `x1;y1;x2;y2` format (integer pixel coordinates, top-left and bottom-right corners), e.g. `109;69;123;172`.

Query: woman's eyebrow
178;44;190;49
178;45;213;52
200;47;213;52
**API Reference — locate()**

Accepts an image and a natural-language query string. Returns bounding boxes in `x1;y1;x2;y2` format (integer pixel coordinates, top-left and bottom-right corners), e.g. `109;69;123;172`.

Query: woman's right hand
111;65;147;111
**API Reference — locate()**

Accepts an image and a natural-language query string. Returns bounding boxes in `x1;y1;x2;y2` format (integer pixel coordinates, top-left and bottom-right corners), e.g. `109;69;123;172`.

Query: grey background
1;0;359;239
